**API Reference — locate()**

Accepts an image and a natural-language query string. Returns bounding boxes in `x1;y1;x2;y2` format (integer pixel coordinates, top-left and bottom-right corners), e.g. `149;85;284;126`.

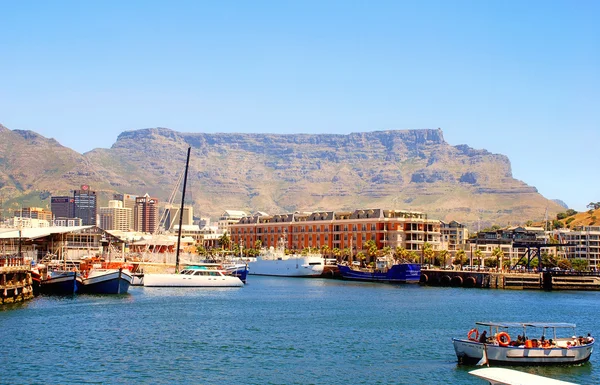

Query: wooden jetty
1;255;34;305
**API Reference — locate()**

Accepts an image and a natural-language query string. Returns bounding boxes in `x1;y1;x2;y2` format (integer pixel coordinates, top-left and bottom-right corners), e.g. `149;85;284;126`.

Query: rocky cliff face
0;124;563;227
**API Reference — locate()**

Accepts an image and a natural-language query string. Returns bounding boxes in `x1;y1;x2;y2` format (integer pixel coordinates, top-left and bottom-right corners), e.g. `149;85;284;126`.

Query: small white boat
143;265;244;287
454;322;594;366
248;246;325;277
469;367;578;385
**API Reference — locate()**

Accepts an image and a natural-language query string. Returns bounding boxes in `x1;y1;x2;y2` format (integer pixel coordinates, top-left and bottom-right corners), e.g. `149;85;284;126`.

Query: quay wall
1;256;34;305
420;269;600;291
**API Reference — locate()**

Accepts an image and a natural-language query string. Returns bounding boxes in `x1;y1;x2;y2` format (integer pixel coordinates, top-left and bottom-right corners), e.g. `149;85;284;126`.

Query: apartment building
13;207;53;222
440;220;469;252
555;226;600;269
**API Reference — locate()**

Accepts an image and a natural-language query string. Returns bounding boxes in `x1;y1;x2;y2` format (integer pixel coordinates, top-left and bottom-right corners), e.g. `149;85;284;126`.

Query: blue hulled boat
224;263;249;283
39;271;82;295
337;262;421;283
81;268;132;294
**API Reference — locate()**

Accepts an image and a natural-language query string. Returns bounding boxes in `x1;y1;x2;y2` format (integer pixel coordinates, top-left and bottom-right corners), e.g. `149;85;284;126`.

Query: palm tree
474;249;483;270
320;244;330;258
364;239;378;265
454;249;467;269
491;247;504;272
422;242;434;265
332;247;341;262
219;232;231;251
438;249;449;268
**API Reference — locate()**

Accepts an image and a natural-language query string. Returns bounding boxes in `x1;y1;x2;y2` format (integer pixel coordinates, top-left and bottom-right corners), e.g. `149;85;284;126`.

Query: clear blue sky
1;0;598;211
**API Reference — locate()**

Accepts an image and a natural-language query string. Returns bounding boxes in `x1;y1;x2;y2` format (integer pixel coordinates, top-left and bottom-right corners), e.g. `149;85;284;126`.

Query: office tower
113;193;137;229
134;194;159;233
73;185;97;226
164;204;194;231
100;200;132;231
51;196;74;219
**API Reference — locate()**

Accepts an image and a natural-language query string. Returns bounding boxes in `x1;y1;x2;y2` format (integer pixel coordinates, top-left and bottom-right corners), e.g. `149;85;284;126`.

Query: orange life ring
497;332;511;346
468;328;479;341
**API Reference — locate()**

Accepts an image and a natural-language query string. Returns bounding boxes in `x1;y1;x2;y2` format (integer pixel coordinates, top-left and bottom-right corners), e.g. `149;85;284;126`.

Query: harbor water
2;276;599;384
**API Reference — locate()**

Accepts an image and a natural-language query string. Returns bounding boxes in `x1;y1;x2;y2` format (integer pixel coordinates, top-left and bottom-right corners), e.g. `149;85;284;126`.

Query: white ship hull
453;339;594;365
248;256;325;277
143;273;244;287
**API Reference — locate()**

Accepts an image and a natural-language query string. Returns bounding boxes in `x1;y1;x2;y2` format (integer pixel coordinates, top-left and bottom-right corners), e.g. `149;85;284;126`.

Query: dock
1;256;34;305
420;269;600;290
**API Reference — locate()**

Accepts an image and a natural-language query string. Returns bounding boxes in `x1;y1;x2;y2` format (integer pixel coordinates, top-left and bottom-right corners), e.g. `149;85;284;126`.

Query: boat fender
497;332;511;347
468;328;479;341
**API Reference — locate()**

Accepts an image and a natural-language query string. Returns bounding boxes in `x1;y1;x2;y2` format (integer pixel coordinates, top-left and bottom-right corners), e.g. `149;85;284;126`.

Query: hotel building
134;194;159;233
99;200;132;231
229;208;441;255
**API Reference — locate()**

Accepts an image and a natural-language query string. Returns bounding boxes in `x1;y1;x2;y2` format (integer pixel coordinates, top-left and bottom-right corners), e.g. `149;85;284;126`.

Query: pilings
1;256;34;305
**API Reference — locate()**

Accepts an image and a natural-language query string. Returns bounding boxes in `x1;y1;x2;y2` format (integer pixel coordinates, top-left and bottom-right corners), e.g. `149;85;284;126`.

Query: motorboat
143;265;244;287
81;268;133;294
221;262;249;283
469;367;577;385
337;258;421;283
454;322;594;366
248;246;325;277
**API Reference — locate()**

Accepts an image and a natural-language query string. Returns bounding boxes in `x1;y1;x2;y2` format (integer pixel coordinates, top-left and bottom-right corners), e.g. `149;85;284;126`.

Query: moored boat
143;265;244;287
222;262;249;283
454;322;594;366
39;270;82;295
248;246;325;277
337;262;421;283
81;268;132;294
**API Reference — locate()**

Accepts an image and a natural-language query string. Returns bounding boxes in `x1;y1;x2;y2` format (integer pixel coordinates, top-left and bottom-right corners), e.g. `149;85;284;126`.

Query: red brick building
229;208;441;254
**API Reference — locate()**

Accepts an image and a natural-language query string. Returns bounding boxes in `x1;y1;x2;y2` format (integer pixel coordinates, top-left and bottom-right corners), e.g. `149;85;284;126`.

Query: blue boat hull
81;270;132;294
39;272;82;295
337;263;421;283
228;267;248;283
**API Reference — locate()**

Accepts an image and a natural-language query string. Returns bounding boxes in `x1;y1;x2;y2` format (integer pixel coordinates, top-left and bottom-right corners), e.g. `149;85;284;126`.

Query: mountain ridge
0;123;564;228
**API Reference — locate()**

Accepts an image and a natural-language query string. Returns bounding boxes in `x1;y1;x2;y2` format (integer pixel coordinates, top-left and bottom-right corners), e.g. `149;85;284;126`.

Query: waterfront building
440;220;469;252
229;208;441;258
53;217;83;227
164;204;194;231
50;196;74;219
99;200;132;231
217;210;248;234
554;226;600;269
73;185;97;226
134;194;159;234
466;226;547;267
6;216;50;228
113;193;137;230
13;207;53;222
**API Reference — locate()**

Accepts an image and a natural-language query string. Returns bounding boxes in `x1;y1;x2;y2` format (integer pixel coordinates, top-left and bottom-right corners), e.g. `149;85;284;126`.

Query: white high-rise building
100;200;132;231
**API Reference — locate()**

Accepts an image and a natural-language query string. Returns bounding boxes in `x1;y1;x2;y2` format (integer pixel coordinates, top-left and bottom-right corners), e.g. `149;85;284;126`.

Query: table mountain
0;124;563;228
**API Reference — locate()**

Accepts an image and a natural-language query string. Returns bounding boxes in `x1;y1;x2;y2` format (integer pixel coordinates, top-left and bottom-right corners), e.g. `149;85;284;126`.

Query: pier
420;269;600;290
1;256;34;305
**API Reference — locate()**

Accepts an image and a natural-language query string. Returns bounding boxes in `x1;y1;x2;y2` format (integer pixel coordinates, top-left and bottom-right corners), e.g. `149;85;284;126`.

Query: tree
525;220;534;227
572;258;588;272
320;244;330;258
332;247;341;262
558;258;572;270
474;249;483;269
566;209;578;216
454;249;467;267
422;242;435;265
364;239;378;264
438;249;449;268
491;247;504;271
219;232;231;250
254;239;262;250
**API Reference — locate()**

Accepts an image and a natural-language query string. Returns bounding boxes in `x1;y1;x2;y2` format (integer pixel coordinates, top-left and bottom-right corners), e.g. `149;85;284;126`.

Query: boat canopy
475;322;576;329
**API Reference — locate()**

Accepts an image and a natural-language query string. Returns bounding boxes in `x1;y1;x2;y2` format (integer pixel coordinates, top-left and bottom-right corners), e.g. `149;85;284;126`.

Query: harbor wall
420;269;600;291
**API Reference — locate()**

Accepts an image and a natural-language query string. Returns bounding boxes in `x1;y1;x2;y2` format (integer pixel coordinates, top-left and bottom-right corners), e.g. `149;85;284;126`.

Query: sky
0;0;598;211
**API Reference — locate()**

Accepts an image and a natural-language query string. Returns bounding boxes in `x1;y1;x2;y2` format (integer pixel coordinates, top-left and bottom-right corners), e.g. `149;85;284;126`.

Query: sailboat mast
175;147;191;273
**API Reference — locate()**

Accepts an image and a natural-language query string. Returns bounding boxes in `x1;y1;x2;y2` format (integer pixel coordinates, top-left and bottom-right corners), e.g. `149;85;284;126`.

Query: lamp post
17;222;23;260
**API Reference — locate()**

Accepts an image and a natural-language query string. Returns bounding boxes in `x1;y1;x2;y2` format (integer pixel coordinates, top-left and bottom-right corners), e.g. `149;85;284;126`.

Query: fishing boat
469;368;578;385
221;262;249;283
337;258;421;283
143;265;244;287
248;246;325;278
38;264;82;295
453;322;595;366
80;268;133;294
